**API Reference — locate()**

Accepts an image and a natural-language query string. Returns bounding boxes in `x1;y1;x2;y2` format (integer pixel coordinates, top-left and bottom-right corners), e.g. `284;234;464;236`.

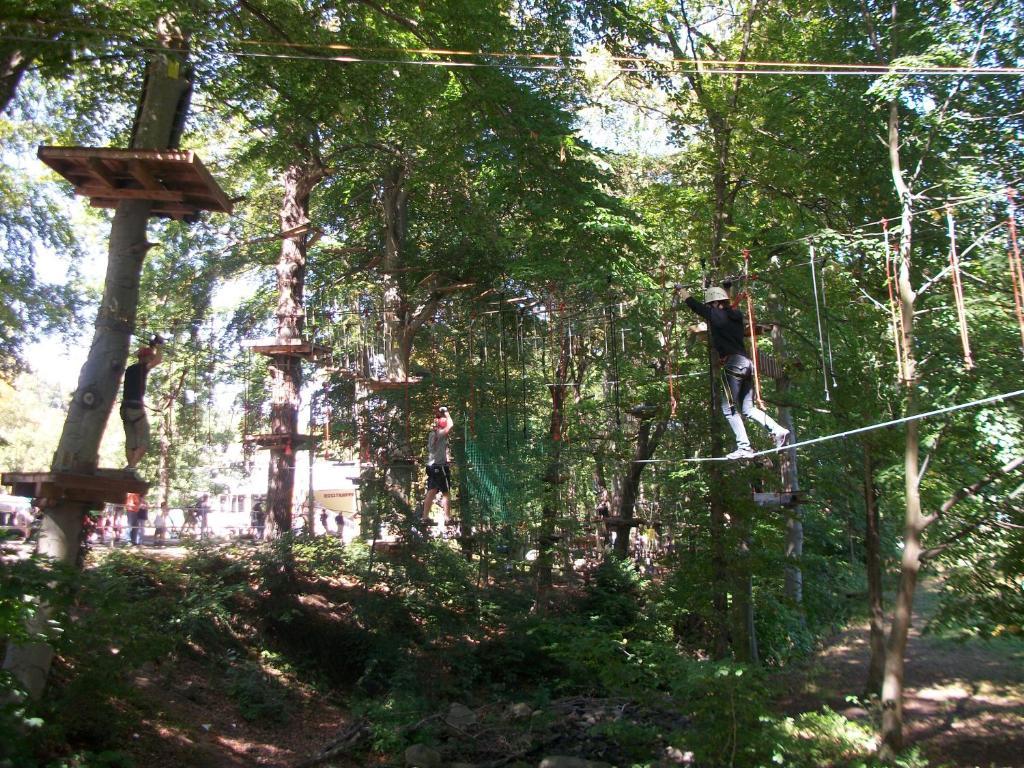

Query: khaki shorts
120;404;150;454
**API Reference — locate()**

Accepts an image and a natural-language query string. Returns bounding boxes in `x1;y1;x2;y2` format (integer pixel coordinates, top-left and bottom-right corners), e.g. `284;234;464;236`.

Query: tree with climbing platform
1;17;232;700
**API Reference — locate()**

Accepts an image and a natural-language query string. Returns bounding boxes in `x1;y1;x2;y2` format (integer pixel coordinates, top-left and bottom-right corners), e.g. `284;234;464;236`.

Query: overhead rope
945;204;975;369
818;250;838;391
6;27;1024;77
1006;189;1024;358
637;388;1024;463
808;244;832;402
742;249;765;408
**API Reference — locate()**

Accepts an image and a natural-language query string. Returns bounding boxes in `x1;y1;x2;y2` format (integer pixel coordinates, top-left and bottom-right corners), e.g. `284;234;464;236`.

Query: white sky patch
575;46;675;157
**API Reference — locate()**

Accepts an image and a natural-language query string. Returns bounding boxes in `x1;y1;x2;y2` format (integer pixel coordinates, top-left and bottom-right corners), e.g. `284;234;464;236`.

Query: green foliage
583;558;645;629
768;707;931;768
225;660;293;724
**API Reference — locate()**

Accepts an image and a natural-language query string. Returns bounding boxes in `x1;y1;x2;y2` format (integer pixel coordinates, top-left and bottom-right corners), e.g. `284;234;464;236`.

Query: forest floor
777;582;1024;768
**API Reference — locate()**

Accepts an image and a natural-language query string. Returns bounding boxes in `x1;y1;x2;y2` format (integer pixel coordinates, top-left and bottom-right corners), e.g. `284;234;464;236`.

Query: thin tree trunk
537;319;570;591
863;439;886;696
612;416;666;559
880;96;922;758
769;320;803;606
2;27;191;699
0;49;31;115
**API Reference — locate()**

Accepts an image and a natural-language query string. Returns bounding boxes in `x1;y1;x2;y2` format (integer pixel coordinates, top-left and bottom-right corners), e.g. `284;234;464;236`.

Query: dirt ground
778;584;1024;767
115;654;355;768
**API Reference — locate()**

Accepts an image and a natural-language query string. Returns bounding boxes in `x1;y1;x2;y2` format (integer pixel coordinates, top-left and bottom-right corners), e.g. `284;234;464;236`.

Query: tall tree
3;21;196;698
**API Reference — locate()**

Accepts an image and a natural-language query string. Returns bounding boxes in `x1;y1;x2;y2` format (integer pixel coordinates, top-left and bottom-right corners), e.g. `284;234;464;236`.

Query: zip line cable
818;251;838;391
637;388;1024;464
2;31;1024;77
808;244;832;401
9;17;1024;73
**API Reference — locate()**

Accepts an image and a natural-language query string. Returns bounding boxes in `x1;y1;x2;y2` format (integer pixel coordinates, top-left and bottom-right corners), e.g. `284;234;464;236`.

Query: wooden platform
241;337;329;359
243;433;316;450
372;540;406;558
37;146;233;220
2;470;148;507
752;491;803;507
602;516;646;528
361;376;423;392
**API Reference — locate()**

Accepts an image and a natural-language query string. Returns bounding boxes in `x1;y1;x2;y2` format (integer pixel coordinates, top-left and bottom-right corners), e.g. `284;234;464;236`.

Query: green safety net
463;417;529;526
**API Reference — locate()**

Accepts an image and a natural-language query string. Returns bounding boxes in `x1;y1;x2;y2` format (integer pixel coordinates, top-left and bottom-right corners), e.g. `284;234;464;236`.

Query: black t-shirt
684;297;747;358
122;362;148;404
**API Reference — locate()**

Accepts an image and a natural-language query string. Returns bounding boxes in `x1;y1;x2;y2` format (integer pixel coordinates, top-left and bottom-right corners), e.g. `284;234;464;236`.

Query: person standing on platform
120;335;164;479
423;406;454;526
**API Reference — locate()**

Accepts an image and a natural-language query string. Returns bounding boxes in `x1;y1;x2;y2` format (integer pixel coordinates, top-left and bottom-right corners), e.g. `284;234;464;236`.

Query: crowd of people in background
76;494;349;548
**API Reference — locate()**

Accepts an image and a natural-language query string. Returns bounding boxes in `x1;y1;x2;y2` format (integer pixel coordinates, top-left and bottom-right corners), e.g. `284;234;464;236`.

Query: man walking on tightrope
423;406;454;526
682;286;789;459
120;335;164;478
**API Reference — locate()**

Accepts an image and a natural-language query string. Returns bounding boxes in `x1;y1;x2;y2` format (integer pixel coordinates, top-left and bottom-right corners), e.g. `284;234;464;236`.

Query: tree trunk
3;29;191;699
266;163;321;534
708;355;730;658
537;321;570;591
612;415;666;559
158;392;173;511
380;162;412;383
732;518;758;665
769;321;803;606
863;439;886;696
880;97;922;759
0;48;31;115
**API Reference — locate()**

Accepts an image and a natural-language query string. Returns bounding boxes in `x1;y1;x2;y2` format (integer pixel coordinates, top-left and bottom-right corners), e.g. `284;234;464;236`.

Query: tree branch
922;455;1024;529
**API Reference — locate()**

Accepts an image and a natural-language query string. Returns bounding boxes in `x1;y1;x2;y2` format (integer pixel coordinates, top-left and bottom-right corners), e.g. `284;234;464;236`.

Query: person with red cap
423;406;454;525
120;335;164;478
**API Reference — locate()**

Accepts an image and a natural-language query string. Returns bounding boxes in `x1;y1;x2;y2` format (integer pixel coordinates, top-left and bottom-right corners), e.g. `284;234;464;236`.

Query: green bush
583;558;645;629
226;661;293;724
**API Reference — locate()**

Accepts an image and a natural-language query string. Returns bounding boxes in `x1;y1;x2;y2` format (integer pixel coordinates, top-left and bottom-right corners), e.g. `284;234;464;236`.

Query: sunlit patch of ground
776;583;1024;767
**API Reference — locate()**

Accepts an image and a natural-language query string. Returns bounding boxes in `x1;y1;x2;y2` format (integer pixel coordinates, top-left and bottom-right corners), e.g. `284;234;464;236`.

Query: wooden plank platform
752;491;803;507
241;337;330;359
603;516;646;528
2;470;149;507
361;376;423;392
38;146;233;220
372;540;406;558
243;433;316;450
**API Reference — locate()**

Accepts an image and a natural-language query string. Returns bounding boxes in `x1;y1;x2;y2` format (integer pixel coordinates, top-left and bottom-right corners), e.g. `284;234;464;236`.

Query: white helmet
704;286;730;303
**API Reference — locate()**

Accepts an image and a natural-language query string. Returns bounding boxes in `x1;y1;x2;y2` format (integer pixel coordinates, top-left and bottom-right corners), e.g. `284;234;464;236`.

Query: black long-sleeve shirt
122;362;148;405
684;297;746;358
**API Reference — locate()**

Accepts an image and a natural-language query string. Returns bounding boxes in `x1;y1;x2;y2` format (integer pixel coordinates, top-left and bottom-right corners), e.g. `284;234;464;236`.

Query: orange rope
945;205;974;369
882;219;907;382
1007;190;1024;357
742;250;764;408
